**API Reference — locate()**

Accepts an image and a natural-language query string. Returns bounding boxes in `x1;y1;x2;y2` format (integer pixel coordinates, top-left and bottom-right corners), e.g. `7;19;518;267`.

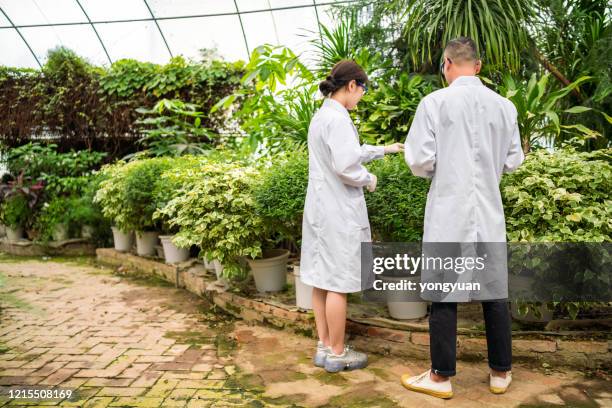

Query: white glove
384;142;405;154
367;174;377;192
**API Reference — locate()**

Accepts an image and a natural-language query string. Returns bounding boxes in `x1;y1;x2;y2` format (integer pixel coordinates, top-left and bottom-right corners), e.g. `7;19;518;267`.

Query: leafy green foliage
0;195;30;229
7;142;106;196
253;150;309;244
152;155;211;234
156;162;266;279
365;155;429;242
34;195;74;241
0;173;45;231
532;0;611;144
357;73;439;144
0;50;243;158
502;148;612;242
134;99;216;157
310;15;383;75
401;0;533;72
212;45;318;151
93;161;129;231
499;74;600;151
95;157;174;232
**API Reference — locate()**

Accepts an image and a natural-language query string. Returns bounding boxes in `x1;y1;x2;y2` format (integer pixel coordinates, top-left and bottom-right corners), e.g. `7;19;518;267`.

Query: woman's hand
367;174;377;192
384;142;404;154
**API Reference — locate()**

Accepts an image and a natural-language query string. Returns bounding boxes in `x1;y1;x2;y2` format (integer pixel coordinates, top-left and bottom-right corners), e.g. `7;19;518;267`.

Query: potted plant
35;196;73;242
246;248;291;292
152;158;206;264
380;264;428;320
501;149;612;323
0;173;44;241
95;158;174;255
0;195;30;241
122;159;176;256
70;196;99;239
159;160;291;290
95;161;135;251
365;156;430;319
253;151;308;294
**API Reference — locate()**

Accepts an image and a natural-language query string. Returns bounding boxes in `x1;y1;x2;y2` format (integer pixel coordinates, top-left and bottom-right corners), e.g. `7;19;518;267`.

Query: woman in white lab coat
300;60;403;372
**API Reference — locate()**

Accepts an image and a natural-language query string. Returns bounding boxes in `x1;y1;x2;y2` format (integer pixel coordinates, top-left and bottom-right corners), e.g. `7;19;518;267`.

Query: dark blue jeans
429;301;512;377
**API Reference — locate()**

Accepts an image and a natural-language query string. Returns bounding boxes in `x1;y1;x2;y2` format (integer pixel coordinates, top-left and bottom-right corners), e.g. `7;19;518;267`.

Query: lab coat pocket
346;194;370;229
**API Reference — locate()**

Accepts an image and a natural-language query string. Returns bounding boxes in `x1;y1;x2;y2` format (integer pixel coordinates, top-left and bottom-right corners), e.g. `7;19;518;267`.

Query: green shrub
156;162;266;279
358;73;439;144
121;157;175;231
94;161;129;231
501;147;612;242
134;99;216;158
95;157;176;232
34;195;74;241
0;195;30;229
7;142;106;196
254;150;308;244
501;147;611;320
1;49;244;157
153;155;210;234
366;154;429;242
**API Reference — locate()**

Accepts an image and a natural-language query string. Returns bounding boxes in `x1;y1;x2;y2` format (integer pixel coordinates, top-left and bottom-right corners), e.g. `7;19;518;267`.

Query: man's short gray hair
444;37;479;63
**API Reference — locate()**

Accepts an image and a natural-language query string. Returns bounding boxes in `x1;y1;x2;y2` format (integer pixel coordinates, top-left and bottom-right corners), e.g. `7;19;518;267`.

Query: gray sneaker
324;345;368;373
313;341;331;367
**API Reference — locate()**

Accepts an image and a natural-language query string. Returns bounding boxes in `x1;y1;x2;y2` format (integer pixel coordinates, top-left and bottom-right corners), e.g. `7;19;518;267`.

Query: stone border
0;237;96;257
96;248;611;370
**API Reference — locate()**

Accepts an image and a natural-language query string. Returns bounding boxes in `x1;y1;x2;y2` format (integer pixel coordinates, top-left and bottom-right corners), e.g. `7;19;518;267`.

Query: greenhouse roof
0;0;348;68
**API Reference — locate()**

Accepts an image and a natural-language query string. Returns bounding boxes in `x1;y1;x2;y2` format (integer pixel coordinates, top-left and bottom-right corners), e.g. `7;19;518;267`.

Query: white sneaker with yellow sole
490;372;512;394
400;370;453;399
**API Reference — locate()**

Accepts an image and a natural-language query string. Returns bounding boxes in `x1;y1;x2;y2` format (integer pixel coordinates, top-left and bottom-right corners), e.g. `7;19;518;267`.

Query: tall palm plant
309;15;381;76
402;0;534;72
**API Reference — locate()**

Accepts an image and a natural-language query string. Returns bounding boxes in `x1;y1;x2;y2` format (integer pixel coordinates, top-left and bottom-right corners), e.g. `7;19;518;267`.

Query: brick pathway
0;255;610;407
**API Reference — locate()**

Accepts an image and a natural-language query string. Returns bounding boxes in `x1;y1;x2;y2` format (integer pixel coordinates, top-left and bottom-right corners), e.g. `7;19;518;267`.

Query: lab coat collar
322;97;350;118
449;75;483;87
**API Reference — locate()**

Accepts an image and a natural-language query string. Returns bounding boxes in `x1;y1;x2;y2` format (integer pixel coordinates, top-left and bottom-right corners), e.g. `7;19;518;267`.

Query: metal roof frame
0;0;354;67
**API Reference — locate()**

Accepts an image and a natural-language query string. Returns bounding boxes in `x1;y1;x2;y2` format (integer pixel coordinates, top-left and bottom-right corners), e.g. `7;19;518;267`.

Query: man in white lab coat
401;37;524;399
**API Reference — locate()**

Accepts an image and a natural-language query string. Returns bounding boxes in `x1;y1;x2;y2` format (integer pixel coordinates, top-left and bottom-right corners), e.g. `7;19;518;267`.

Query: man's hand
367;174;377;192
384;142;404;154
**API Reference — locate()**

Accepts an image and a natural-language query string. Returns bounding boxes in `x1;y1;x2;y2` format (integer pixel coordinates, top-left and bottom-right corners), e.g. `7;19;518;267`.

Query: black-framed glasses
356;80;368;94
440;57;451;73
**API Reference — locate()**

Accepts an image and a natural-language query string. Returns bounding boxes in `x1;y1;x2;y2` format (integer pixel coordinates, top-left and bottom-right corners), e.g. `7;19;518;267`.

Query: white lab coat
404;75;524;243
404;75;524;301
300;98;385;293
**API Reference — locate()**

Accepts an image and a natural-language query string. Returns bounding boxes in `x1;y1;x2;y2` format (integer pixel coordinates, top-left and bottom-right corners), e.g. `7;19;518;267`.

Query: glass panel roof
21;24;109;65
0;0;344;67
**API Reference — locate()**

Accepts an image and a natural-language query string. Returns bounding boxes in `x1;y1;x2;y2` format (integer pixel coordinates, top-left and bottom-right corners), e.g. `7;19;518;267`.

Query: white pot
0;224;6;238
135;231;159;256
159;235;189;264
52;223;69;241
383;275;428;320
111;227;134;252
5;226;24;242
81;225;95;239
212;260;224;280
293;265;313;310
247;249;290;293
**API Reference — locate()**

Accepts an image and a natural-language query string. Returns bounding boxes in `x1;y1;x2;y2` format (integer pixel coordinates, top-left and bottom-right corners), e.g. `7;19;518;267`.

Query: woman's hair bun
319;77;338;97
318;60;368;97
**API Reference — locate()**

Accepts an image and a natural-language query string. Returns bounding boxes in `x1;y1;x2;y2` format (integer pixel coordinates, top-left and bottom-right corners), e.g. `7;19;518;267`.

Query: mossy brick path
0;254;610;408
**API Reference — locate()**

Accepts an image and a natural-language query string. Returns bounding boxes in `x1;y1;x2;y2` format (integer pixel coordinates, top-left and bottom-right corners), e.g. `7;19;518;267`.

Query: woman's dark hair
319;60;368;97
